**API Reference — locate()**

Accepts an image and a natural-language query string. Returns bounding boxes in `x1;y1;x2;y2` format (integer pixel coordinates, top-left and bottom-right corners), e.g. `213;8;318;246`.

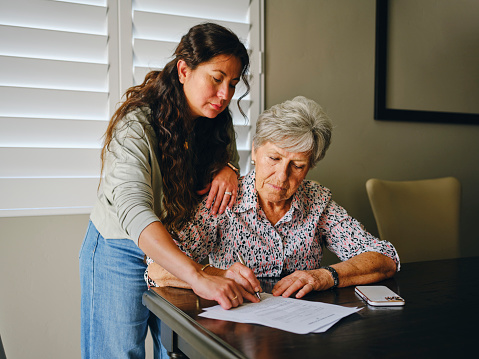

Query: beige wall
0;215;87;358
0;214;154;358
265;0;479;260
1;1;479;357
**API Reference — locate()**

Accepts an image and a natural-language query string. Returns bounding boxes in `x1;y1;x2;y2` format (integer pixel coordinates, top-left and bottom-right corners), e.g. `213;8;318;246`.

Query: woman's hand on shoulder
199;165;238;215
272;269;333;299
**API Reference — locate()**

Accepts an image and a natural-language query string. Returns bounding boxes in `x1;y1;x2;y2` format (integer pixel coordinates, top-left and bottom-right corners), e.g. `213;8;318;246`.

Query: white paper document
199;293;361;334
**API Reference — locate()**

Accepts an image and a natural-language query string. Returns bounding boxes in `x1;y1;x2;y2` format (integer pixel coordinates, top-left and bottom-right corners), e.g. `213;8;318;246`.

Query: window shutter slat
133;11;250;43
133;39;177;69
0;0;107;34
0;87;108;120
0;56;108;91
238;150;251;174
0;148;101;178
133;0;250;23
0;25;107;63
233;126;251;152
0;117;106;148
133;66;154;86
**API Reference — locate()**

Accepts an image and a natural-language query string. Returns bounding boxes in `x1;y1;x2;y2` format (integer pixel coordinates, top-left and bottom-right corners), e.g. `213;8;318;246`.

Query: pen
237;252;262;301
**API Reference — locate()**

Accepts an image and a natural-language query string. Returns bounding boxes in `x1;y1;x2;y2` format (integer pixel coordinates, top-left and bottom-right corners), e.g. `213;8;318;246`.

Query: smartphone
355;285;405;306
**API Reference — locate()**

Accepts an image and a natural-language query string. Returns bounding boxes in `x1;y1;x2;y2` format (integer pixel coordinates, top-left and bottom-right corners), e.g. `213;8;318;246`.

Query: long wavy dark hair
100;23;250;235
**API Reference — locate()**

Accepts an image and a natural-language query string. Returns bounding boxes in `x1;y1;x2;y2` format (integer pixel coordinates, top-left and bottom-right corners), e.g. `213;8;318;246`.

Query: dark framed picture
374;0;479;124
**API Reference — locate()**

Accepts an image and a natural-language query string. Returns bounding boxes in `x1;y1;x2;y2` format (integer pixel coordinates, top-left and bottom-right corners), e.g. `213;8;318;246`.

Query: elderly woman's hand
272;269;334;298
206;262;261;300
193;263;260;308
223;262;262;298
197;165;238;215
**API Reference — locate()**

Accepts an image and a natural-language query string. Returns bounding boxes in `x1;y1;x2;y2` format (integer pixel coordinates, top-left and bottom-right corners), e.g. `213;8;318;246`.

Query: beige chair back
366;177;461;263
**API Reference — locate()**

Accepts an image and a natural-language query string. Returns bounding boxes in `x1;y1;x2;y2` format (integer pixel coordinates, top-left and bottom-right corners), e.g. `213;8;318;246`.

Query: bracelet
322;266;339;288
201;263;212;271
226;162;240;177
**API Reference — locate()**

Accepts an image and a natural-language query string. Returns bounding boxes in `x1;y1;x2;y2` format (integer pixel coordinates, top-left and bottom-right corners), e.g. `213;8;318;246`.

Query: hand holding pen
237;252;262;301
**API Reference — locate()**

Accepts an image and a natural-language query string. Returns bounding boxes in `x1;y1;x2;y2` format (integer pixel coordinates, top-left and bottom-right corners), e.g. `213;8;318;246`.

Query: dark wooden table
143;257;478;359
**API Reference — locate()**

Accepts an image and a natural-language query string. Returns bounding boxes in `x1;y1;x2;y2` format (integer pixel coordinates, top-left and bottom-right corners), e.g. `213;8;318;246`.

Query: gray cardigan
90;107;240;244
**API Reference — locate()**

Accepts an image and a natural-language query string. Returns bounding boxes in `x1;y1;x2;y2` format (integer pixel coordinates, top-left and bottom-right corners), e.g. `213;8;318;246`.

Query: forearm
147;261;233;288
147;262;227;289
324;252;397;288
147;259;262;301
273;252;397;298
138;221;204;286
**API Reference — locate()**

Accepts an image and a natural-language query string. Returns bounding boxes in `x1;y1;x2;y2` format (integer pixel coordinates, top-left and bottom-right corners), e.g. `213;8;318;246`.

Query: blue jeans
79;221;169;359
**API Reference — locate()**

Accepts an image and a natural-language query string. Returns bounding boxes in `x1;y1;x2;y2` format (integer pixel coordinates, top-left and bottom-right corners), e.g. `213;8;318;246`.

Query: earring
250;160;256;165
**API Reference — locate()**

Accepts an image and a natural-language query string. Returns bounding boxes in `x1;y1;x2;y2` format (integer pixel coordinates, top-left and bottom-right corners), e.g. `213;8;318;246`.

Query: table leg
161;320;187;358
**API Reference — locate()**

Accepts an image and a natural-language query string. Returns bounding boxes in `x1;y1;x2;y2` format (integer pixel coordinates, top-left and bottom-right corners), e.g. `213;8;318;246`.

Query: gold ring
232;295;238;300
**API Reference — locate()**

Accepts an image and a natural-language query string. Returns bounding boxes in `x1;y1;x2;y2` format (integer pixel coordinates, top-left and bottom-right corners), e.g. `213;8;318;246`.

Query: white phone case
355;285;405;306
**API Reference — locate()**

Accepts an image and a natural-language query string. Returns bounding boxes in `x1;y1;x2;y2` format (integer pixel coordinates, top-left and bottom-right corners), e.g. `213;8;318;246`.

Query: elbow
367;252;398;281
382;256;398;279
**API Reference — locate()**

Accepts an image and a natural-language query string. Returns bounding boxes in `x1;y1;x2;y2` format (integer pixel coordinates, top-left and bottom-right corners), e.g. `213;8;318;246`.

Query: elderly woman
147;96;399;300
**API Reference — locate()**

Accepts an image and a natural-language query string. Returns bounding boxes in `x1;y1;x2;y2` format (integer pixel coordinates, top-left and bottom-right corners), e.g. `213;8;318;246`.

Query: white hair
253;96;333;166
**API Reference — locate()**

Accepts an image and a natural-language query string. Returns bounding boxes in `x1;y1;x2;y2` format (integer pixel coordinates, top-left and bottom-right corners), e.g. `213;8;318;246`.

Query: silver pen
237;252;261;301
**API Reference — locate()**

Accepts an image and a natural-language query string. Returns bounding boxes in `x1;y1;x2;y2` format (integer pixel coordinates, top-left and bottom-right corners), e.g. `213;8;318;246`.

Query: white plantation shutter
0;0;264;217
0;0;109;217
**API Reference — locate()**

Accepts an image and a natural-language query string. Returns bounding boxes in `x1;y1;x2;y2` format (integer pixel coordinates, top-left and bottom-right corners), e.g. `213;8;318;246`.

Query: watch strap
322;266;339;288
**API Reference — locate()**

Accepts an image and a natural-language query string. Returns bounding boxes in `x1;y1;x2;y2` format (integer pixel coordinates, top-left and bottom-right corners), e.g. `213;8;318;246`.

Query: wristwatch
322;266;339;289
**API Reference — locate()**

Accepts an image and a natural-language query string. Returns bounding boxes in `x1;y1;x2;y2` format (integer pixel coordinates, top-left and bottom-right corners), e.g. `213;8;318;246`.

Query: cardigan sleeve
103;111;161;243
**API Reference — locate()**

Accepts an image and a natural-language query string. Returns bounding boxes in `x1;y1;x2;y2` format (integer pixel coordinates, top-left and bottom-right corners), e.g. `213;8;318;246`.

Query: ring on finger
232;295;238;300
224;191;233;196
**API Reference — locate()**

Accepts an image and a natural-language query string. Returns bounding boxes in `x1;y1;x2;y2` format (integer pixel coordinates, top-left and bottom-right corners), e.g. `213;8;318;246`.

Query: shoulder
296;180;333;214
115;107;155;141
121;106;152;127
232;171;256;213
301;180;332;202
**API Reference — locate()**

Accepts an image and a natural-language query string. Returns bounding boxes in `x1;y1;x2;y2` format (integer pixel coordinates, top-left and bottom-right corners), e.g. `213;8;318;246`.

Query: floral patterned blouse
146;170;400;284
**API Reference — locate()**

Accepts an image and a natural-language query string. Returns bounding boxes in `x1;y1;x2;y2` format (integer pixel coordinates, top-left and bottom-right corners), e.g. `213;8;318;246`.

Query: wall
0;214;155;358
0;215;87;358
264;0;479;260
